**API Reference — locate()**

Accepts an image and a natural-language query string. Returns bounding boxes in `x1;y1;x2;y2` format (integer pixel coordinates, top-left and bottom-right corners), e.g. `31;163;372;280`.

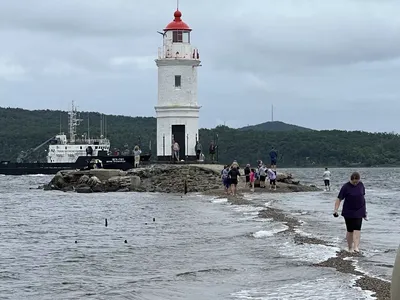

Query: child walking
249;168;255;192
267;167;277;191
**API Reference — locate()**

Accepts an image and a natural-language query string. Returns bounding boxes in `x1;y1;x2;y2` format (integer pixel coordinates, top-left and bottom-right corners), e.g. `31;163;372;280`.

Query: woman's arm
334;198;341;213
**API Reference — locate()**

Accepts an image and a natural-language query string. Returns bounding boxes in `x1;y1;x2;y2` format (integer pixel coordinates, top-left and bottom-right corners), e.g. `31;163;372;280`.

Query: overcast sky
0;0;399;132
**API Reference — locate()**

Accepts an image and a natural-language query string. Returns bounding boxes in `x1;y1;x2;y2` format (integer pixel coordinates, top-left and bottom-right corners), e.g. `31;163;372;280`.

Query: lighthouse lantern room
155;8;201;161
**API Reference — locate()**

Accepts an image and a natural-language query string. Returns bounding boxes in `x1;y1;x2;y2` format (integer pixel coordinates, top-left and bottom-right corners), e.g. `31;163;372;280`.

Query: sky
0;0;400;132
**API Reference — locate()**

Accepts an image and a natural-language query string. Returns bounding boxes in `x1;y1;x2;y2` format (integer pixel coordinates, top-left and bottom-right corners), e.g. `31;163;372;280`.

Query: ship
0;101;151;175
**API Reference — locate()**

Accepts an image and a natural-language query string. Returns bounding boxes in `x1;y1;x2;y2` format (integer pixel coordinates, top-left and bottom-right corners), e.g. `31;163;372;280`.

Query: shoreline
214;192;391;300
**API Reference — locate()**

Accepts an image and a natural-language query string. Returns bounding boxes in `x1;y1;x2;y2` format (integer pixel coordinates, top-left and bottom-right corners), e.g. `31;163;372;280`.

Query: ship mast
68;101;82;143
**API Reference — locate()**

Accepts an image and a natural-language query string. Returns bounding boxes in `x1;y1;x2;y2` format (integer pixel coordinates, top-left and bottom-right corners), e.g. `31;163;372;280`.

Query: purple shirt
337;181;366;218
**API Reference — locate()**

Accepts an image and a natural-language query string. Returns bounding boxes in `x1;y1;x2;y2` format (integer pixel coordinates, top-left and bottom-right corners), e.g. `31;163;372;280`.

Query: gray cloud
0;0;400;132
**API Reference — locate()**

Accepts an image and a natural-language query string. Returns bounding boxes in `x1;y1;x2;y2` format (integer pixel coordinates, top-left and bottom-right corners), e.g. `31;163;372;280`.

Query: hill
239;121;312;131
1;106;400;167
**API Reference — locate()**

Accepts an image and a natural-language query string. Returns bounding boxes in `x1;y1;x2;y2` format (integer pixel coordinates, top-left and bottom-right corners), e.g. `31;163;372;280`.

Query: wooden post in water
184;179;187;194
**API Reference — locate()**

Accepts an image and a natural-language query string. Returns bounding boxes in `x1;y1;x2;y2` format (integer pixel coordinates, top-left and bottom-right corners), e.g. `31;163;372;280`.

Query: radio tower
271;104;274;122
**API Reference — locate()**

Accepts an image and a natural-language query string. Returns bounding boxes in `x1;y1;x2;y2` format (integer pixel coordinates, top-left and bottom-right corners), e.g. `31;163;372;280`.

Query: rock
91;184;104;193
130;175;141;190
78;175;90;185
75;185;92;193
52;171;66;189
87;169;127;182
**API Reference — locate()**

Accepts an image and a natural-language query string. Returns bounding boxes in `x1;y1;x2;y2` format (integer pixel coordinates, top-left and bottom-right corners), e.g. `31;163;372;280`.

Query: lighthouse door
172;125;185;160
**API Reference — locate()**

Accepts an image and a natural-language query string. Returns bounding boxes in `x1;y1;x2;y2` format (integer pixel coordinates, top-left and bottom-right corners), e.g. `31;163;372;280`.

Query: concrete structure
155;8;201;161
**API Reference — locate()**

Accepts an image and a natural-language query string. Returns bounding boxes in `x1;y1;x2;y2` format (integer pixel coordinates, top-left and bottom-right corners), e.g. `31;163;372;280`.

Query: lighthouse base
155;105;200;162
156;155;198;162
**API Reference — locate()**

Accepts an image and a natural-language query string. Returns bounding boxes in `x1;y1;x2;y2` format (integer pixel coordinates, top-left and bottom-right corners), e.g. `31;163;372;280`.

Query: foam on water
293;226;312;237
211;198;229;204
231;276;376;300
276;240;340;264
232;205;264;213
26;174;47;177
253;224;288;238
343;257;391;283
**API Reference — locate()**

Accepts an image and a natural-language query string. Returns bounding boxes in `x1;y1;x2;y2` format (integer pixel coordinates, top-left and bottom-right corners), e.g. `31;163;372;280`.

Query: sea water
0;168;397;299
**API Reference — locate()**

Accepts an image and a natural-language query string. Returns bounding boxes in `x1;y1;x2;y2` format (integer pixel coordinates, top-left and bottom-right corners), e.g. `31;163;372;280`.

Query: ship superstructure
47;101;110;163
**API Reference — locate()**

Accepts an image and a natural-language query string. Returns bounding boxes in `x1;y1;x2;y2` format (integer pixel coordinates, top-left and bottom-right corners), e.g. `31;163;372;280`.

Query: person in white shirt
323;167;331;191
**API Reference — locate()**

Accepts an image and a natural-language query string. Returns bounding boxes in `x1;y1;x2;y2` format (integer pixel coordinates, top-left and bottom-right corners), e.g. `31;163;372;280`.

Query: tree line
1;107;399;167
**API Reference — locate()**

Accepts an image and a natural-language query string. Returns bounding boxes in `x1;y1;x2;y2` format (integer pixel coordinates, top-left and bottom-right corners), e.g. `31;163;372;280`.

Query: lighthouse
155;8;201;161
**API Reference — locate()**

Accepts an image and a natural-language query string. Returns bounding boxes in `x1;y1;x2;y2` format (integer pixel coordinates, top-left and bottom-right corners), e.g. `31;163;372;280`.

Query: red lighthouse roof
164;10;191;31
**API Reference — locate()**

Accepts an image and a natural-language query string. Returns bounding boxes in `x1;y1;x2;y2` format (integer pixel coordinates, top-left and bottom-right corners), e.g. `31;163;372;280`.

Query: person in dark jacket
228;164;240;196
209;141;216;162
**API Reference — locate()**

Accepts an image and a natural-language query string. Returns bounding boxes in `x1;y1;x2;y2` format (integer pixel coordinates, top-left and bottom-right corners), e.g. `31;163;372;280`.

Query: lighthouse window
173;31;183;43
175;75;181;88
182;31;190;43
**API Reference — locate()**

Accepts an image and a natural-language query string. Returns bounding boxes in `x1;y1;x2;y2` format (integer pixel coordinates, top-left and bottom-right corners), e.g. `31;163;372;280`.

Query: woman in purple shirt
333;172;367;253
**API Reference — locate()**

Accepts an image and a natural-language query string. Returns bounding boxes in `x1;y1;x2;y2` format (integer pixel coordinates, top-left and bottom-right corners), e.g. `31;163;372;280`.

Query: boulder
87;176;101;187
52;171;66;189
91;184;104;193
75;185;92;193
130;175;141;190
88;169;127;182
78;175;90;185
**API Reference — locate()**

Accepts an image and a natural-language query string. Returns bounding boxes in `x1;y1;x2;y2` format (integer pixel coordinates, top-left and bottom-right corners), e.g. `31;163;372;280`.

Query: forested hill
1;106;400;167
239;121;312;132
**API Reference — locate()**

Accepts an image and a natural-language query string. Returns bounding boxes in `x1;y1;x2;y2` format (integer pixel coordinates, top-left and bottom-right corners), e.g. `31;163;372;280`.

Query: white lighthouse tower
155;8;201;161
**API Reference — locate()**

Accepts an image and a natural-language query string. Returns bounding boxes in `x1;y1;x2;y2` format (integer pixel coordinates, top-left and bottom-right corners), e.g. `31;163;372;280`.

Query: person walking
259;164;267;188
249;168;255;192
195;140;202;160
228;164;240;196
221;165;230;194
323;167;331;191
244;164;251;188
333;172;368;253
267;166;277;190
172;140;180;162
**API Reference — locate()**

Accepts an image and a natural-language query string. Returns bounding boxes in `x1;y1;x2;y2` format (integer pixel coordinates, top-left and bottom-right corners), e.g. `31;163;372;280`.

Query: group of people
195;140;217;162
243;162;277;192
220;147;279;196
171;140;217;162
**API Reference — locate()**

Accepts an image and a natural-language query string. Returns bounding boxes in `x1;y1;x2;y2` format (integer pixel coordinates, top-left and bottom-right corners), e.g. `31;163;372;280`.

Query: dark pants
210;152;215;161
196;150;201;160
344;218;363;232
173;151;179;162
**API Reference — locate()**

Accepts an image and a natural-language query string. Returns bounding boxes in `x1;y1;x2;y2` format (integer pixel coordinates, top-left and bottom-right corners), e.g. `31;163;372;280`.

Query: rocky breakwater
43;169;141;193
42;164;319;194
43;165;221;193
